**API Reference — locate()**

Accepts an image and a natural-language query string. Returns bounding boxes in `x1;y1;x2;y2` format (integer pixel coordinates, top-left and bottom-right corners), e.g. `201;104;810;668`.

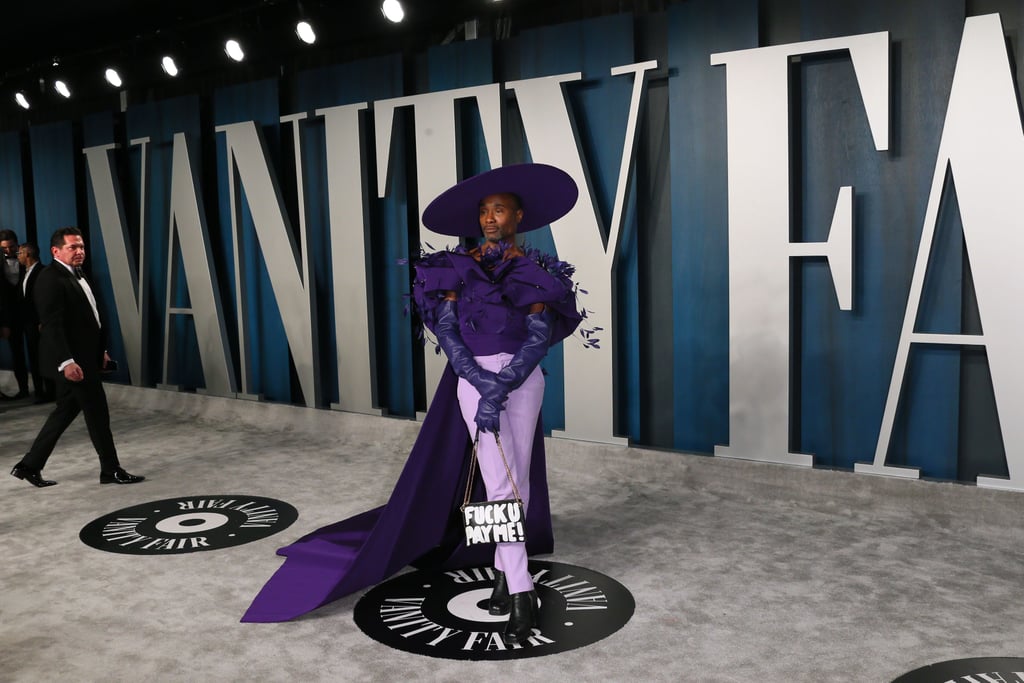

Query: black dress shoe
488;570;510;615
12;390;29;400
503;590;538;645
100;468;145;484
11;464;57;488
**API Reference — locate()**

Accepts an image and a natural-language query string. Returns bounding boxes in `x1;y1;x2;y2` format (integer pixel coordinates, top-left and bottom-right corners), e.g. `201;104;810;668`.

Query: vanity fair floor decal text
80;495;298;554
354;560;634;660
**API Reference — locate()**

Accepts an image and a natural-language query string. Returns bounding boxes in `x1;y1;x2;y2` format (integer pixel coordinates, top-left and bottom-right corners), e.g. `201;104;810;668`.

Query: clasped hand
470;369;508;433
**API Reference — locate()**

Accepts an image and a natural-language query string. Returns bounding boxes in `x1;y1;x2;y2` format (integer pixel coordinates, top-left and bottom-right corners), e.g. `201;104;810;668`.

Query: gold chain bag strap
461;429;527;546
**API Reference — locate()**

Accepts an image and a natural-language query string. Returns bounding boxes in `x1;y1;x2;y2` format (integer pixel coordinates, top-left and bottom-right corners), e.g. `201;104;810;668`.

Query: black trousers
24;325;52;398
3;322;28;393
20;375;120;473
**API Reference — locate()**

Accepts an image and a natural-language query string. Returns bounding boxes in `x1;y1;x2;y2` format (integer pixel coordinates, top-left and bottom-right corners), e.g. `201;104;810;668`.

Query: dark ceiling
0;0;663;126
0;2;627;88
0;1;503;65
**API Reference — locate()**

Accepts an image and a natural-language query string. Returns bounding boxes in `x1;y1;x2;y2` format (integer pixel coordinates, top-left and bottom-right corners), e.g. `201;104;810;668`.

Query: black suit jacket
34;262;107;379
21;263;42;328
0;258;24;327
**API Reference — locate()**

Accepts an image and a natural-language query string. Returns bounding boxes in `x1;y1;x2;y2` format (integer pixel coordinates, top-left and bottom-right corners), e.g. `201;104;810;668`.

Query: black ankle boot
488;570;510;615
503;590;538;645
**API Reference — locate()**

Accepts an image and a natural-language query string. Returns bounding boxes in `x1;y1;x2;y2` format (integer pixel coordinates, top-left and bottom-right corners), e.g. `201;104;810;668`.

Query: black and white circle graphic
894;658;1024;683
354;560;634;660
79;495;298;555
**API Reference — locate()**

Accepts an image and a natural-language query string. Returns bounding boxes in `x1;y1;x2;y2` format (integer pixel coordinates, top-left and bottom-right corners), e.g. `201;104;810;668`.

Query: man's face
478;193;522;243
16;246;30;267
0;240;16;260
52;235;85;267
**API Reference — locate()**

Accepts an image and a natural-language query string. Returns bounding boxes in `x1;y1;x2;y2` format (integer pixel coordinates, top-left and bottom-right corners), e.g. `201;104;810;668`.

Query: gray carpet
1;381;1022;682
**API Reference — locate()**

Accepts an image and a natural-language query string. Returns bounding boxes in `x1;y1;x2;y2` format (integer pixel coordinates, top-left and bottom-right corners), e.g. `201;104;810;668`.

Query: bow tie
74;267;84;280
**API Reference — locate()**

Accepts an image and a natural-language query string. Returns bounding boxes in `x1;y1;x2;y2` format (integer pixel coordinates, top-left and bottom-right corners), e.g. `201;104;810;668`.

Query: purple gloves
476;310;553;432
435;299;509;410
436;299;553;433
496;309;552;390
474;396;504;434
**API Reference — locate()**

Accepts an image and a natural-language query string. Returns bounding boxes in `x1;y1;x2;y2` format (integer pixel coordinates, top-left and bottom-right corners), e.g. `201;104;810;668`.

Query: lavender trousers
456;352;545;595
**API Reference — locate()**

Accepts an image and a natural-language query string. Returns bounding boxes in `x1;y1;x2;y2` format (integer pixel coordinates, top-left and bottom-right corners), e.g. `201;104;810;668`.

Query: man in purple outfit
414;163;582;643
242;164;582;631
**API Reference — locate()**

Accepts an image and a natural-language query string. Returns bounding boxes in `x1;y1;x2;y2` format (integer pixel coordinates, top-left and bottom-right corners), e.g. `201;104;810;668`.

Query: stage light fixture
105;68;123;87
296;20;316;44
225;39;245;62
54;80;71;98
161;56;180;77
14;92;29;109
381;0;404;23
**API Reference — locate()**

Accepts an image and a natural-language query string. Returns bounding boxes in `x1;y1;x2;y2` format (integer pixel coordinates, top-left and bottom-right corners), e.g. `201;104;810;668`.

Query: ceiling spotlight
14;92;29;110
104;68;123;87
161;56;179;77
295;20;316;44
54;80;71;98
381;0;404;23
225;39;245;62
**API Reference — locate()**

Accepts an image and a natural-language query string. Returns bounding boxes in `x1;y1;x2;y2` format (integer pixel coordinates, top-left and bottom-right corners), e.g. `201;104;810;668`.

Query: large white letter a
857;14;1024;491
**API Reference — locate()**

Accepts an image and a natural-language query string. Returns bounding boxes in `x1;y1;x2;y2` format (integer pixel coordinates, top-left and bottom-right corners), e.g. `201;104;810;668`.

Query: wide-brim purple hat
422;163;579;237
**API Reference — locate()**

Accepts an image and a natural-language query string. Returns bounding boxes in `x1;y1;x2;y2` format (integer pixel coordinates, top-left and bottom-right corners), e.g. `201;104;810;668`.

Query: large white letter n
710;31;889;466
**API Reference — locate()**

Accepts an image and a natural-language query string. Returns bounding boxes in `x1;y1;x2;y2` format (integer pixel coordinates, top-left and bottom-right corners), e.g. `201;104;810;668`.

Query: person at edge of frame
18;242;55;404
10;226;145;488
0;229;29;400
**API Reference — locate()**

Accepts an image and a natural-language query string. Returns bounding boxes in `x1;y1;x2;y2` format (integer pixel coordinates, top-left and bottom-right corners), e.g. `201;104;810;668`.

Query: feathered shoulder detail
401;241;599;350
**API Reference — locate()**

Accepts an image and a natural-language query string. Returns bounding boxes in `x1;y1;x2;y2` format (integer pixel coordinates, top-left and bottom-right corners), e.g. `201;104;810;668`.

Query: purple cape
240;366;554;623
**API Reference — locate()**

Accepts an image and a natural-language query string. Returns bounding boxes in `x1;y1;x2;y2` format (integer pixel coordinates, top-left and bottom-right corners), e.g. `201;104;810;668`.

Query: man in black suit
18;242;54;403
10;227;144;488
0;229;29;399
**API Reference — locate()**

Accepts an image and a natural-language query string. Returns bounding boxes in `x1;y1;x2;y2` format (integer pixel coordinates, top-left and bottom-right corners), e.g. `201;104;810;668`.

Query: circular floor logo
80;495;298;555
354;560;634;660
894;658;1024;683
